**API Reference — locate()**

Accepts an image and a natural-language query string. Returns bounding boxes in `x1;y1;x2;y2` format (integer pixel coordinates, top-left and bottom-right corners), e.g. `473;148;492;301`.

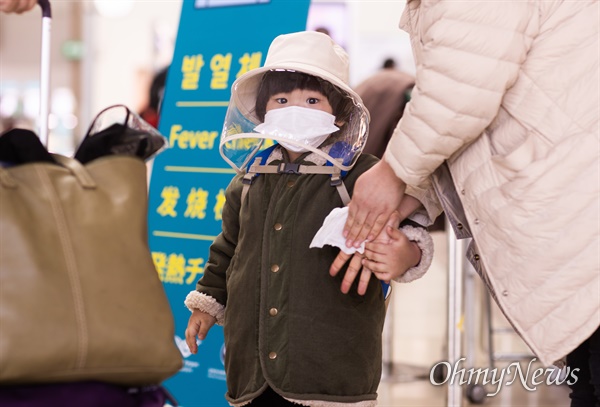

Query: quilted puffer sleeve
385;1;537;186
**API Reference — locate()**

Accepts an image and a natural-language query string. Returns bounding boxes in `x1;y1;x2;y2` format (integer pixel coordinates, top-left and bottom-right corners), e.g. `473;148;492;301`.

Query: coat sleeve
184;175;243;322
385;0;537;186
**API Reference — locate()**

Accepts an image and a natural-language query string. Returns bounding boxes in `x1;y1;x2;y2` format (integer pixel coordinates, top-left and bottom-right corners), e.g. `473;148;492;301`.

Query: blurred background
0;1;571;405
0;0;414;155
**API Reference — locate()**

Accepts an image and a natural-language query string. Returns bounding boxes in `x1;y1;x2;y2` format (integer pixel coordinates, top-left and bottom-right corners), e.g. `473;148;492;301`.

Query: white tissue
310;207;365;254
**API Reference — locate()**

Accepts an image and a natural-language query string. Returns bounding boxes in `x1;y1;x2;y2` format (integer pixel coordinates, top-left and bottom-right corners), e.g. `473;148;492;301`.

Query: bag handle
0;167;18;189
0;155;97;190
51;155;97;189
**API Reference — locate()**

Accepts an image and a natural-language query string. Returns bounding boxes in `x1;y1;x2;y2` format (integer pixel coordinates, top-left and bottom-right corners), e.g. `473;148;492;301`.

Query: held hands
331;211;417;295
185;310;216;354
362;223;421;284
0;0;37;13
343;159;407;248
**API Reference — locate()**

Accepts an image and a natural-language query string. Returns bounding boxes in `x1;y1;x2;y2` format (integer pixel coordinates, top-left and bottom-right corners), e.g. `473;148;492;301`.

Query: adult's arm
344;1;535;246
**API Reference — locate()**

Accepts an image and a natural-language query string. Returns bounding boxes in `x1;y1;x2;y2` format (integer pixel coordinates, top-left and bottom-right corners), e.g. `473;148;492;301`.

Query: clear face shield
219;69;369;173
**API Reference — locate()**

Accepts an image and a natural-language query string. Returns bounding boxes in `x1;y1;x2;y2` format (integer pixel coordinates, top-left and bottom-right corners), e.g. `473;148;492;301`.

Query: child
184;31;433;407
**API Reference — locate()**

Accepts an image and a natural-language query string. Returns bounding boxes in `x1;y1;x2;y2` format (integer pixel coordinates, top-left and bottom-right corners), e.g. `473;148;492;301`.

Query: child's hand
330;250;373;295
362;219;422;283
330;211;407;295
185;310;216;354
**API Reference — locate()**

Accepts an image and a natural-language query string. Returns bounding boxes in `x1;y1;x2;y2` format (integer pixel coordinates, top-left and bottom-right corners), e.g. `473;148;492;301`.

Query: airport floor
377;231;572;407
377;377;570;407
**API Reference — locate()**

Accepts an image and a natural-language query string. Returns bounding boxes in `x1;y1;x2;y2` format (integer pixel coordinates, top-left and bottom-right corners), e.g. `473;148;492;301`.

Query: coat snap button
457;223;463;230
474;219;480;225
474;254;480;261
271;264;280;273
274;223;283;231
286;181;295;188
461;189;466;195
269;308;278;316
502;290;508;296
269;352;277;360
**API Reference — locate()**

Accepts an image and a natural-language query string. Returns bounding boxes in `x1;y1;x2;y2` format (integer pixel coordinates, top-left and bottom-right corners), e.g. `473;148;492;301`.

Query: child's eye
275;98;288;104
307;98;319;104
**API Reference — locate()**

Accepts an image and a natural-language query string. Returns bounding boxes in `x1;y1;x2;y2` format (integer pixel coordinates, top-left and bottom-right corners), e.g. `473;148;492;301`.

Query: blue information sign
147;1;310;405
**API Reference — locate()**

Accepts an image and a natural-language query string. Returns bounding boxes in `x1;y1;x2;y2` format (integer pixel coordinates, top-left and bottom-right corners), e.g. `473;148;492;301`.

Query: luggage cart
446;224;465;406
445;220;567;407
444;220;499;406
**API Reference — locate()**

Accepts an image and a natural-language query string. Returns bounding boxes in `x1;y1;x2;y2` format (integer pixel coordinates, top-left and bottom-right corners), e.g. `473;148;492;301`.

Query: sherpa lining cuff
184;291;225;326
395;225;434;283
281;398;377;407
230;396;377;407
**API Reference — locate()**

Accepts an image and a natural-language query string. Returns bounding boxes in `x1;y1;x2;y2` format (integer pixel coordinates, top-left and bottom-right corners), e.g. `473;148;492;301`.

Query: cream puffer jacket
385;0;599;366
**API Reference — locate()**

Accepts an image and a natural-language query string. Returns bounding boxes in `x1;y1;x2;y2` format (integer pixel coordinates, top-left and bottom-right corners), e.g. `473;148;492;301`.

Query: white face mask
253;106;339;153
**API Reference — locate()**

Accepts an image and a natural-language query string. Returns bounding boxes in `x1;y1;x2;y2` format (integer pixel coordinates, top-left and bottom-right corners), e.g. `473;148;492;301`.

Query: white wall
347;0;414;86
87;1;181;118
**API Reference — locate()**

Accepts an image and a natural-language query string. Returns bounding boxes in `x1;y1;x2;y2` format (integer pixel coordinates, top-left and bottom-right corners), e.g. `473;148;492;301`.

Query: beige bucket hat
231;31;367;125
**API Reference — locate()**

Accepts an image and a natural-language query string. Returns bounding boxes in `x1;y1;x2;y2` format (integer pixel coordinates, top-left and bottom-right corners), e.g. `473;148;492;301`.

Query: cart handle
38;0;51;18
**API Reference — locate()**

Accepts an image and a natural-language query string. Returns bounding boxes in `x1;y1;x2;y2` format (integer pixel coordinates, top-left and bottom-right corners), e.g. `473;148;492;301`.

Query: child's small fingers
357;267;372;296
363;257;385;272
330;251;351;277
363;249;383;263
364;241;388;255
340;258;361;294
373;269;391;281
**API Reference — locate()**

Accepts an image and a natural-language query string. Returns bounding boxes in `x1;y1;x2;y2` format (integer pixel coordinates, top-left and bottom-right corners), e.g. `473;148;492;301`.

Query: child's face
265;89;333;115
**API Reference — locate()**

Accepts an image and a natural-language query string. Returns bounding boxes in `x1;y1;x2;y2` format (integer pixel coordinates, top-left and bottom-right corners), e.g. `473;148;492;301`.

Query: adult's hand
344;159;406;248
331;196;424;295
0;0;37;13
331;211;401;295
362;223;421;283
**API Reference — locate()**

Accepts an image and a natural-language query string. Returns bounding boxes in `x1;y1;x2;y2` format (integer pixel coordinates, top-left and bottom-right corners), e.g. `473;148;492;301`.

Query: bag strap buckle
277;163;301;174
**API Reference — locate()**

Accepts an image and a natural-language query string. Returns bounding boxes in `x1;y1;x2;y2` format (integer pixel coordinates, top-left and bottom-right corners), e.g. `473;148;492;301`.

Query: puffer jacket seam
427;17;534;41
422;55;514;94
503;256;600;330
386;140;444;185
519;71;593;134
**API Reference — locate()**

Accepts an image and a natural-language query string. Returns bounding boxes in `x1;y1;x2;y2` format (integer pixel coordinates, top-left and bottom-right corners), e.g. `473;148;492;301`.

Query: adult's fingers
386;224;408;243
0;0;35;13
344;160;407;246
352;212;387;249
21;0;36;13
387;211;401;229
343;200;369;243
345;203;389;247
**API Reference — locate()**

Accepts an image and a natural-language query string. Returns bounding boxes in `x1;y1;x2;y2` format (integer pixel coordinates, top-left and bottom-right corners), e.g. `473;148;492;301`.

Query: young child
184;31;433;407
